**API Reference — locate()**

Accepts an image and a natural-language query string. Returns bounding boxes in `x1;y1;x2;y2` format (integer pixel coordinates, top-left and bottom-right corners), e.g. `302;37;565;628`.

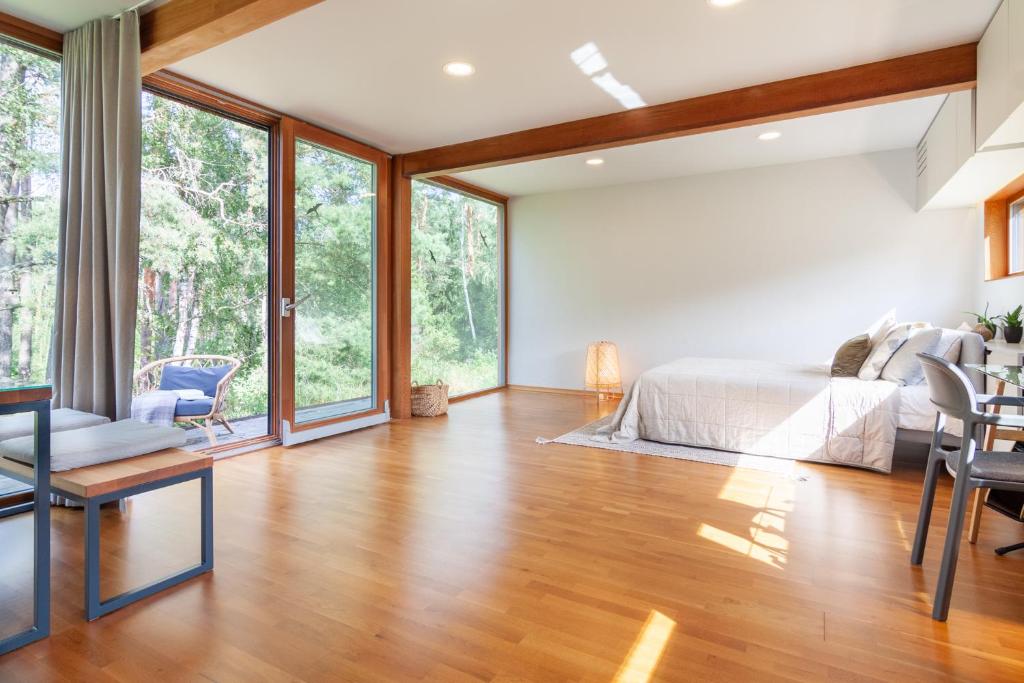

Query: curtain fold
52;11;141;420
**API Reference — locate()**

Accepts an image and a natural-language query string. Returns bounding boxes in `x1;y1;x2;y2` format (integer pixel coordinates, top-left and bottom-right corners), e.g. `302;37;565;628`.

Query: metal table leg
0;400;50;655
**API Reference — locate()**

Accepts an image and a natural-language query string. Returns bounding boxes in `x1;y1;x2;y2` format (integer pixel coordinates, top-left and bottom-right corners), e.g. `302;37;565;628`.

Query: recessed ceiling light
443;61;475;77
707;0;744;7
586;158;605;166
758;131;782;141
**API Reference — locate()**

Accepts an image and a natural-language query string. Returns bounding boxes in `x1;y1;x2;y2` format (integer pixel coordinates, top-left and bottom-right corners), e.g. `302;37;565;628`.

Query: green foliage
997;304;1024;329
137;92;271;419
293;140;374;409
966;303;998;336
411;182;501;395
0;41;61;384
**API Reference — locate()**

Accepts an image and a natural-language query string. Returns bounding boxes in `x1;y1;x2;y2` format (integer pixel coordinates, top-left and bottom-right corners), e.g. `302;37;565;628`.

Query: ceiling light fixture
586;158;605;166
758;131;782;141
707;0;744;7
442;61;475;77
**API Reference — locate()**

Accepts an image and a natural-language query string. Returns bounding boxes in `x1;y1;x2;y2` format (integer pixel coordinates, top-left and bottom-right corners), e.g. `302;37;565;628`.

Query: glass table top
966;364;1024;388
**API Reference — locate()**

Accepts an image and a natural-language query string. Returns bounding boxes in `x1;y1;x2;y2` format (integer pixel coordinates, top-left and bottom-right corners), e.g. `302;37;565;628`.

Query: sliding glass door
139;87;273;448
281;119;388;443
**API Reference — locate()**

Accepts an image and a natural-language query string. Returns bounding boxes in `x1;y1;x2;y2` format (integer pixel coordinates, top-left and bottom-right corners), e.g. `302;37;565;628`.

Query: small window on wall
411;180;504;396
1011;196;1024;275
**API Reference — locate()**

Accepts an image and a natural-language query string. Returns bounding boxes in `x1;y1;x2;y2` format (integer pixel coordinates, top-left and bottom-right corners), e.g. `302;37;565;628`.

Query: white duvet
596;358;903;473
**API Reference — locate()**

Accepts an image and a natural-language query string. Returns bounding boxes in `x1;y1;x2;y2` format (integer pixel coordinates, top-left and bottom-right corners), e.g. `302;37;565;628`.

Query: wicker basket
411;380;449;417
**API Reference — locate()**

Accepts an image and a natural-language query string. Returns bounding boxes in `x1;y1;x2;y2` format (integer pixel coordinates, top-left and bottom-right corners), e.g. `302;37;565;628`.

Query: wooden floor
2;389;1024;682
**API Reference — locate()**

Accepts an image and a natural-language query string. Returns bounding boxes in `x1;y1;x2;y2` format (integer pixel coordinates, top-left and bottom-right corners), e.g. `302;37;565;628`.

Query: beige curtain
52;12;141;420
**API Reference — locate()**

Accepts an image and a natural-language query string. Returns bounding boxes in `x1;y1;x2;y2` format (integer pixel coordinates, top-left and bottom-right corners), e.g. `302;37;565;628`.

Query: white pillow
858;323;912;380
880;327;943;385
935;329;963;364
866;311;898;349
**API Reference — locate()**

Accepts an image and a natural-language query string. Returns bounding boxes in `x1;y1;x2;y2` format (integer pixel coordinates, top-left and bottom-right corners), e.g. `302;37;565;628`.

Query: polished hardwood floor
1;388;1024;682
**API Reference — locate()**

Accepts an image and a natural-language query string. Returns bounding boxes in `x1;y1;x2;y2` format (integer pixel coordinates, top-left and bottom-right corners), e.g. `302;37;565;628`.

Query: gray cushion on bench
0;419;187;472
0;408;109;441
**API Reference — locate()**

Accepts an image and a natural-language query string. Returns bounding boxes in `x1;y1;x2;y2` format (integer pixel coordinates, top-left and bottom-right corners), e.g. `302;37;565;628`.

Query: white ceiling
455;96;945;196
2;1;1000;155
163;0;997;153
0;0;1001;198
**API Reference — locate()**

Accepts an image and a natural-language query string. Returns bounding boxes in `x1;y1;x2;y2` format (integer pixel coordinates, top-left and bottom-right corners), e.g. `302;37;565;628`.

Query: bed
596;331;984;473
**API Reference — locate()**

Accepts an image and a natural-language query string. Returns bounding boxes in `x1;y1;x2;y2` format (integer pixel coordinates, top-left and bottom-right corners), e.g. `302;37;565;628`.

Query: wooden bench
0;448;213;620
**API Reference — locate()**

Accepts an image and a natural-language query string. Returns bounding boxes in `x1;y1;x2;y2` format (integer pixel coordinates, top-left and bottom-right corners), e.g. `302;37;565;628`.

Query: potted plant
966;303;998;341
997;304;1023;344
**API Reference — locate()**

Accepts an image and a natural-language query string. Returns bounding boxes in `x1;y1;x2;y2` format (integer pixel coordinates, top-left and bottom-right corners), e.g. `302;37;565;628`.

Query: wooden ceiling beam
402;43;978;177
140;0;324;75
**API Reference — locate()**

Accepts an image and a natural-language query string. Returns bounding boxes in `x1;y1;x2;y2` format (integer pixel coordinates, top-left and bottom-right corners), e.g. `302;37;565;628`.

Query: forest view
411;181;502;395
292;139;374;418
0;41;59;385
1;38;503;420
138;91;271;422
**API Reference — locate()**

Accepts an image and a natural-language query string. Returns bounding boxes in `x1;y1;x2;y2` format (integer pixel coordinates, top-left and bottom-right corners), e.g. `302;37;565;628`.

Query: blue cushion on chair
159;364;232;398
174;397;215;417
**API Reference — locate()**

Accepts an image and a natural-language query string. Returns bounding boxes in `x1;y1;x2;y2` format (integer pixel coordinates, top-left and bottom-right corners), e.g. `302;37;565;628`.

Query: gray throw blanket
130;390;179;426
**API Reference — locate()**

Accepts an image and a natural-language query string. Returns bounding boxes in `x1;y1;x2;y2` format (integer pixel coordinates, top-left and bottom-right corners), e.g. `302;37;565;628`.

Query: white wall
509;149;980;390
977;275;1023;322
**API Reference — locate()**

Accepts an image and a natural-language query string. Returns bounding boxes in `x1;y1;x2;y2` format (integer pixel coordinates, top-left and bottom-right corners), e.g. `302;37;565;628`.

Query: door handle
281;294;311;317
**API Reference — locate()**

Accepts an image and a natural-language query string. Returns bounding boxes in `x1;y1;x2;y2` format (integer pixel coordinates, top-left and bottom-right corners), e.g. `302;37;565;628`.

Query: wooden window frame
412;176;510;403
0;11;62;54
280;117;392;434
984;173;1024;282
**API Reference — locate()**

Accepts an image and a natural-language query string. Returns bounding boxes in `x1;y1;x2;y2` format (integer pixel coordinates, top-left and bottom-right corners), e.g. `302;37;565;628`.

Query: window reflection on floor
614;610;676;683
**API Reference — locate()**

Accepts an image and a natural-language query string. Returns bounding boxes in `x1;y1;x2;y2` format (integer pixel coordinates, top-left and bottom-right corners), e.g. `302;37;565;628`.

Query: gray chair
912;353;1024;621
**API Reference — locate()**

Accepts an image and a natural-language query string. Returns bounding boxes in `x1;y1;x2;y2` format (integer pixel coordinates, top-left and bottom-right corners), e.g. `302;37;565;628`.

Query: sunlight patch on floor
894;518;914;552
613;610;676;683
697;522;788;568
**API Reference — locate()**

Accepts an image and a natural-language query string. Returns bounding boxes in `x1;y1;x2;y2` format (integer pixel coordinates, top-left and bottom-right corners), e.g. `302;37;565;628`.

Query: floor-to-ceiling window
280;119;387;443
411;180;505;396
0;33;59;641
0;39;59;385
138;89;272;445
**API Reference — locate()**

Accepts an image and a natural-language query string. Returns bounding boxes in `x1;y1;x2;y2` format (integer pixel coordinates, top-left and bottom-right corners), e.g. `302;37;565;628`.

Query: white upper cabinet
917;0;1024;210
976;0;1024;150
917;90;976;210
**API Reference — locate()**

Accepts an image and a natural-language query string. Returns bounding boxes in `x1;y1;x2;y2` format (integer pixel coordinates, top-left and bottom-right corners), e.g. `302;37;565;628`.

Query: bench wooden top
0;448;212;499
0;386;51;406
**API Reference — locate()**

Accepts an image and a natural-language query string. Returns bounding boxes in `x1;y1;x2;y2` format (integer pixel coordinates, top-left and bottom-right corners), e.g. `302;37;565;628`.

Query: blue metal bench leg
84;497;102;619
201;468;214;571
82;469;214;621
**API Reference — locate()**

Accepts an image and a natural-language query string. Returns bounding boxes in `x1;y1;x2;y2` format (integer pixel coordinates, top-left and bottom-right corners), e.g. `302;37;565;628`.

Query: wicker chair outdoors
134;355;242;447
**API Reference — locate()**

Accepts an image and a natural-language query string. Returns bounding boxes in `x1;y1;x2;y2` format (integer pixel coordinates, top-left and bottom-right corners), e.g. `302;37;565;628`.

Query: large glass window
292;138;376;422
0;36;59;642
0;39;60;383
138;91;271;441
411;181;503;396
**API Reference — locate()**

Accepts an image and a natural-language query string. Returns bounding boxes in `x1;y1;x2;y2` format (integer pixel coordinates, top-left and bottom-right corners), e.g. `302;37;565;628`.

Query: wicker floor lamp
585;341;622;401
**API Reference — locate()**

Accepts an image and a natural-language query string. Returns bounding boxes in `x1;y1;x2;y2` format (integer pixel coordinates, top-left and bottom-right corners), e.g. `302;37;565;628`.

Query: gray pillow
831;334;872;377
